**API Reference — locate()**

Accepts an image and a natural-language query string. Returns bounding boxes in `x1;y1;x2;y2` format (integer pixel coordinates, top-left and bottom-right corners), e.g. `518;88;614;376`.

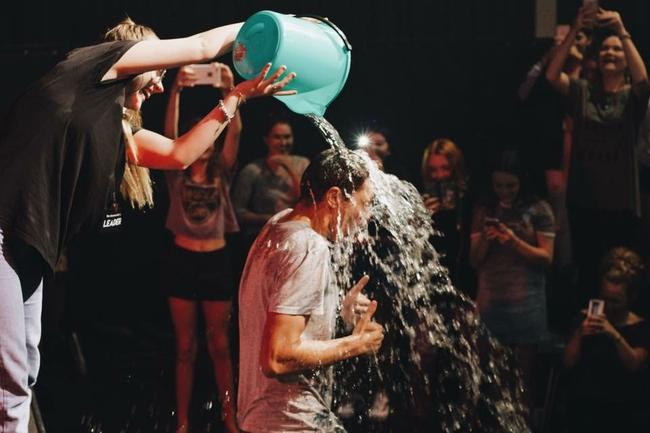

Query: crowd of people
1;4;650;433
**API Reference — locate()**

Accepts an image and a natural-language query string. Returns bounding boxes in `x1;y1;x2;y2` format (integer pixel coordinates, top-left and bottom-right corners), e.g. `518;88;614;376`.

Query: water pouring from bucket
233;10;531;432
233;10;352;116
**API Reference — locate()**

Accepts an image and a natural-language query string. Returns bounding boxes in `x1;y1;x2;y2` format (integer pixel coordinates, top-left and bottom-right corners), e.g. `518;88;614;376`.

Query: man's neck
291;202;331;240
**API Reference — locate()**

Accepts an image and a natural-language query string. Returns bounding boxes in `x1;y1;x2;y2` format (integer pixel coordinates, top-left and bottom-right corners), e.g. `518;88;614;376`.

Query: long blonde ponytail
121;108;154;208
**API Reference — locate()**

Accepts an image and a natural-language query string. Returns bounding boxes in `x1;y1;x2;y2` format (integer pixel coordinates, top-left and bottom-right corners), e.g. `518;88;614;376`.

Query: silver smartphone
588;298;605;316
191;63;223;87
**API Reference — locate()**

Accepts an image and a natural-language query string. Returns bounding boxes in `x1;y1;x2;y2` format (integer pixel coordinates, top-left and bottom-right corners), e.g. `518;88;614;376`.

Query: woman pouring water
0;16;296;433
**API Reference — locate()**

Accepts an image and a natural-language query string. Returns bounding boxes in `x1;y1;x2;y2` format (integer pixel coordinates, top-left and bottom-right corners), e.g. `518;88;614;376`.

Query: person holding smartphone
420;138;471;292
0;15;297;433
469;150;555;418
545;5;650;315
161;62;242;433
563;246;650;432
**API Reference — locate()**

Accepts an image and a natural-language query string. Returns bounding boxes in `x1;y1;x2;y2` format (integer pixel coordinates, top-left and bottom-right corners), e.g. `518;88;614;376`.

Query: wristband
217;99;235;123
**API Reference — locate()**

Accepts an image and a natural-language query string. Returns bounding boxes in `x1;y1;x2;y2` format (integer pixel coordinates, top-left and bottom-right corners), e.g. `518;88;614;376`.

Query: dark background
2;1;650;432
2;0;648;176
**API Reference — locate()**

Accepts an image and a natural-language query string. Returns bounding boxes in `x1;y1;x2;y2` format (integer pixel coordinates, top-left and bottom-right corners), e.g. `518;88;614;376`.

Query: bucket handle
293;14;352;52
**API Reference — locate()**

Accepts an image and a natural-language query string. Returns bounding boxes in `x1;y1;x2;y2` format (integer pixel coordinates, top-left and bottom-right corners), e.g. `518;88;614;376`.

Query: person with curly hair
563;246;650;432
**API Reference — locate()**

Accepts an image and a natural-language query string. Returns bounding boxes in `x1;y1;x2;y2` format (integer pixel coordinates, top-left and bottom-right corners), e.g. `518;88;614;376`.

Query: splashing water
306;114;531;433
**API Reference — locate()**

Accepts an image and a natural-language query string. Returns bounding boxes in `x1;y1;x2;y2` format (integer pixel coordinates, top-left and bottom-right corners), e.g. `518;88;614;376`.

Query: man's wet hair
299;148;369;203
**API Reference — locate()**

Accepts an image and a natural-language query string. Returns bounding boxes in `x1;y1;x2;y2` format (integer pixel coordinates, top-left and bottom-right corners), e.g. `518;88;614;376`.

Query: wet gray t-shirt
237;209;344;433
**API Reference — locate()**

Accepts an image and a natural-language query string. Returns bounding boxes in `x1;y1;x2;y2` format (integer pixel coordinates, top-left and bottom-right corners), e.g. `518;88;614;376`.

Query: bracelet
217;99;235;123
619;32;632;40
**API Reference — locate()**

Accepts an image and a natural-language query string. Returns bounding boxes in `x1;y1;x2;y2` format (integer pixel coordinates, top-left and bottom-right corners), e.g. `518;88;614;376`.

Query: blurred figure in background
420;138;472;293
360;126;411;182
231;116;309;260
469;150;555;417
563;246;650;433
161;63;242;433
516;23;592;332
546;5;649;312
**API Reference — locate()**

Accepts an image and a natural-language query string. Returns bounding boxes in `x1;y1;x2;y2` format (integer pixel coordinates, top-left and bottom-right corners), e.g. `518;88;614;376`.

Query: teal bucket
233;10;352;116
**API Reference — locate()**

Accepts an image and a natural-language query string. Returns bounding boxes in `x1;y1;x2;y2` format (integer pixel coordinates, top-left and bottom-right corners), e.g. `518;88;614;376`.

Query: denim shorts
160;243;235;301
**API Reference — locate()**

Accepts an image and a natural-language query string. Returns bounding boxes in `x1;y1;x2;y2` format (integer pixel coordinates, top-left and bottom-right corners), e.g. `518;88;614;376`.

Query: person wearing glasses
0;17;296;433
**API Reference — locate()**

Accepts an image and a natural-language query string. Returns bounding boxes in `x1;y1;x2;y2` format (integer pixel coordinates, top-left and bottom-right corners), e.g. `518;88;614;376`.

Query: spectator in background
469;150;555;415
420;138;472;293
517;23;592;332
636;99;650;317
231;117;309;259
357;125;411;183
563;246;650;433
160;63;242;433
545;5;650;310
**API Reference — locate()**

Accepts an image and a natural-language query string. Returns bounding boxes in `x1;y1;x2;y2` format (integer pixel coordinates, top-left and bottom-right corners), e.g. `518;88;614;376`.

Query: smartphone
191;63;223;87
484;217;501;228
588;299;605;316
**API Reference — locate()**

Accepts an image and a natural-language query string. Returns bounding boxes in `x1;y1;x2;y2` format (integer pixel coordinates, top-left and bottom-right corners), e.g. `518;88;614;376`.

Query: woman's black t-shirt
567;316;650;408
0;40;139;272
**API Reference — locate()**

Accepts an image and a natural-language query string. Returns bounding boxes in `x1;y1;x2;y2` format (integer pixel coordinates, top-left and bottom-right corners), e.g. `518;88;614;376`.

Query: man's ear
325;187;342;209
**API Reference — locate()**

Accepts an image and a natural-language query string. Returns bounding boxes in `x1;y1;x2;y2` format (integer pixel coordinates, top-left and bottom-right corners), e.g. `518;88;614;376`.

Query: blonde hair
421;138;468;193
122;109;154;208
104;17;157;41
104;17;157;208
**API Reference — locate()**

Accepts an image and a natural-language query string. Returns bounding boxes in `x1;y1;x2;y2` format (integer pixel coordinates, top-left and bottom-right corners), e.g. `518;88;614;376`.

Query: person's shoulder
530;198;553;214
292;155;310;168
275;221;327;254
631;316;649;330
240;159;264;175
66;40;136;62
261;220;328;267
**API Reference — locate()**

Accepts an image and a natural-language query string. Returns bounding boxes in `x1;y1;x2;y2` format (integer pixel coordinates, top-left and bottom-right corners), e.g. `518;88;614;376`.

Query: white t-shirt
237;209;344;433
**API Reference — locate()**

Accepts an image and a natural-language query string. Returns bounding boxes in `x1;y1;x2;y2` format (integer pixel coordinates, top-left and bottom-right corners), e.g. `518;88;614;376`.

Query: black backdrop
2;0;649;330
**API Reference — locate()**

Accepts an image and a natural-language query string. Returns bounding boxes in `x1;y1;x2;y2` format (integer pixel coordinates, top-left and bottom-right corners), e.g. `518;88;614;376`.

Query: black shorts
160;243;235;301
